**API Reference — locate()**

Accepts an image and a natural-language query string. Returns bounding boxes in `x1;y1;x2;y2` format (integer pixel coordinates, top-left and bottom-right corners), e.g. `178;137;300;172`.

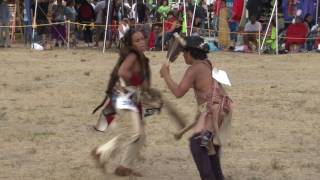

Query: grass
271;158;286;171
31;131;56;142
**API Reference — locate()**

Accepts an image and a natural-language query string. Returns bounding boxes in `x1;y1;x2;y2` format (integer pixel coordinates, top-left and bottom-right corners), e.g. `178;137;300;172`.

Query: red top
231;0;244;22
104;72;144;125
129;72;144;86
148;31;156;49
213;0;222;16
285;23;308;49
164;18;176;32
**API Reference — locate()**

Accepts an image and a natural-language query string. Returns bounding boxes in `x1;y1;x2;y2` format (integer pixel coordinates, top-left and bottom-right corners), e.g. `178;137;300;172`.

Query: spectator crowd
0;0;320;53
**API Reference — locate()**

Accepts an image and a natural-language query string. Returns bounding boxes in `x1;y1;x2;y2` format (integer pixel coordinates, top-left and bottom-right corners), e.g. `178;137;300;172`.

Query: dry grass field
0;48;319;180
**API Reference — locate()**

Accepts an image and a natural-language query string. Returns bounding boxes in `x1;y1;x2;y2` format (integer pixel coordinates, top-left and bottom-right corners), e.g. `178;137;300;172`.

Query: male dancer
160;35;232;180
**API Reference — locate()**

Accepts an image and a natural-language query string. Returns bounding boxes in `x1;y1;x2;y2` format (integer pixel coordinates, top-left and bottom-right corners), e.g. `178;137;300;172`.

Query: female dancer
92;29;150;177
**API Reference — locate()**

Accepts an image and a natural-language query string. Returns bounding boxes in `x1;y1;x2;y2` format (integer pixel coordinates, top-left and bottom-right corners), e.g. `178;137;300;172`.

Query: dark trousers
83;26;93;43
155;32;174;49
190;134;224;180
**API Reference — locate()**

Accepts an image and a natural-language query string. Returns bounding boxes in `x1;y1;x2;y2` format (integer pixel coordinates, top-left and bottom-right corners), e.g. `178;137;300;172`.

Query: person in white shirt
243;15;262;51
118;18;130;39
118;18;130;48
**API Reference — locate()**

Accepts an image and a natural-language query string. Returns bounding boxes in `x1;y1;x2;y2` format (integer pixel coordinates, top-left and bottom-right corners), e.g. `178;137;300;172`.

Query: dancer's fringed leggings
96;109;145;168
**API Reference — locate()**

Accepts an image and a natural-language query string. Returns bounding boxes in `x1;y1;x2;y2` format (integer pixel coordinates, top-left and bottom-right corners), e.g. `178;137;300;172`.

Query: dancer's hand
174;132;183;140
160;63;170;78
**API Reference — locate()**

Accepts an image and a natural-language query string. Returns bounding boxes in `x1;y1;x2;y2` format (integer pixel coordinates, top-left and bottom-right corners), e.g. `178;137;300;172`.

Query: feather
166;33;186;62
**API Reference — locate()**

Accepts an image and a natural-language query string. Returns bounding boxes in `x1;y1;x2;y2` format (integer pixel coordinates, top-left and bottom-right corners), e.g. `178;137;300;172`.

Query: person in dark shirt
32;0;51;47
246;0;263;20
77;0;95;46
0;0;10;48
137;0;147;23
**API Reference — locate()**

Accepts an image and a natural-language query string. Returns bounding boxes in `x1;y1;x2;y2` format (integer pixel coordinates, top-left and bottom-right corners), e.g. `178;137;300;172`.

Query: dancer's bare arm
174;113;200;140
160;64;195;98
174;122;196;140
118;53;137;82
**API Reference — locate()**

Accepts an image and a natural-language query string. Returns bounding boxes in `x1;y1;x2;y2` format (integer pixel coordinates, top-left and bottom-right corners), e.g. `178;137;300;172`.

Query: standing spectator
218;0;230;49
78;0;95;46
49;0;67;47
32;0;51;48
65;0;78;47
195;0;207;34
243;15;261;51
0;0;10;48
137;0;147;23
149;2;158;22
157;0;170;21
107;0;122;48
129;18;135;29
229;0;242;43
118;17;130;48
118;18;130;41
246;0;264;20
23;4;33;45
93;0;106;47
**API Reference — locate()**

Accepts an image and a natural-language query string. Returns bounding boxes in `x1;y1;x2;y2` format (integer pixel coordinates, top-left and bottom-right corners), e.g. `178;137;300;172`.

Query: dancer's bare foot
91;147;106;173
131;170;143;177
114;166;143;177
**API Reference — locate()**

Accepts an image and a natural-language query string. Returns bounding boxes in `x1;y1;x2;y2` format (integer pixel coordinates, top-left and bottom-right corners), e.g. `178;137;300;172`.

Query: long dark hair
106;29;151;96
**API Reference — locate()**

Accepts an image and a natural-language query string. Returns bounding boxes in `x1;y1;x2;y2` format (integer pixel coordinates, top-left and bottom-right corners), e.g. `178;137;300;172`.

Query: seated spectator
304;13;317;51
148;24;161;50
304;13;314;30
306;24;319;51
285;17;308;52
265;20;277;53
155;11;177;49
316;36;320;52
243;15;262;51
